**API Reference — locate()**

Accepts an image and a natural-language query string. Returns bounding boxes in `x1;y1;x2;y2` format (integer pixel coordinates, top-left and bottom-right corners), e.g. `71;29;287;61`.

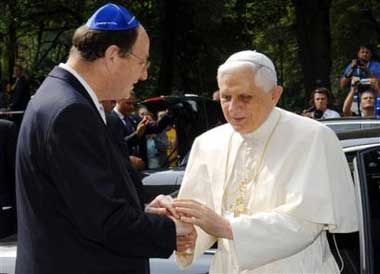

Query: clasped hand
173;199;233;240
145;195;197;252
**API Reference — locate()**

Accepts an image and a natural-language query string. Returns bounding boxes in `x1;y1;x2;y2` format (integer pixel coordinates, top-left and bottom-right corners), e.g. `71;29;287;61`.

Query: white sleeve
176;137;217;268
227;210;324;270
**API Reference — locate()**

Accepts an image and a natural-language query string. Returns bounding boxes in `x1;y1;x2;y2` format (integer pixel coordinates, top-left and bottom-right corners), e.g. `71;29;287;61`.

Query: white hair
217;50;277;93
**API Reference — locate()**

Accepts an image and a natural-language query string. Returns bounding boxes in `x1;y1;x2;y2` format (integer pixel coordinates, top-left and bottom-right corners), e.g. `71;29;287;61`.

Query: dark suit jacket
15;67;176;274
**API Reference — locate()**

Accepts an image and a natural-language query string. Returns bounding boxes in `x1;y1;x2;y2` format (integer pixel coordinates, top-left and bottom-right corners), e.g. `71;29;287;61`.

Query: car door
353;145;380;274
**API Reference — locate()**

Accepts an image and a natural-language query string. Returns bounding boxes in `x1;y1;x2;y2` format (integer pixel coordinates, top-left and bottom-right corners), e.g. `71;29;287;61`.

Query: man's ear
104;45;120;69
272;85;283;106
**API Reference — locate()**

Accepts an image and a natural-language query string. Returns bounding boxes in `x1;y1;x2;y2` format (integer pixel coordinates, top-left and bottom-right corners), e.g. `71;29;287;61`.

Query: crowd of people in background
0;45;379;201
302;44;380;120
1;45;380;199
2;45;380;127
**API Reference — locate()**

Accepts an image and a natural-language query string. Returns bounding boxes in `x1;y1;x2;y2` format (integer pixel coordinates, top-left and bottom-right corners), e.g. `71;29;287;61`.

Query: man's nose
228;98;242;112
139;66;148;81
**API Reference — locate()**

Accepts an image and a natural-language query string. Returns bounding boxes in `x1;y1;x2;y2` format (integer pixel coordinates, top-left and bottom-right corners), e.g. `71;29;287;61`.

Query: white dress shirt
58;63;106;124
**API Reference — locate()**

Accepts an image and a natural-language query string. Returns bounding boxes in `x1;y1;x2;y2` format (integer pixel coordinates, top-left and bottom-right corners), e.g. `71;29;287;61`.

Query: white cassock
176;107;358;274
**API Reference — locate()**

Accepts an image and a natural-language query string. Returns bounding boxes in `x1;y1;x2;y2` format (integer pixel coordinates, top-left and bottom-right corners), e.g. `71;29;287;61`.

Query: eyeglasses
129;51;151;69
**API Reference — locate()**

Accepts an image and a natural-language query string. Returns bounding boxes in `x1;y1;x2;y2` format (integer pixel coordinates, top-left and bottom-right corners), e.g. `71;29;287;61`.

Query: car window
362;148;380;272
327;123;380;133
143;97;222;170
145;125;179;170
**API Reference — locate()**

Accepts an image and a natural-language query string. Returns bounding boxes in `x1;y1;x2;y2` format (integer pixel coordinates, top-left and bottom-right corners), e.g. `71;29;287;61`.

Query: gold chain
230;112;282;217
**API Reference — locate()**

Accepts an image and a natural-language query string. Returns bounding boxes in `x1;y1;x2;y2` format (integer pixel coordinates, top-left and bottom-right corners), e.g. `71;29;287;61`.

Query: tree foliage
1;0;380;111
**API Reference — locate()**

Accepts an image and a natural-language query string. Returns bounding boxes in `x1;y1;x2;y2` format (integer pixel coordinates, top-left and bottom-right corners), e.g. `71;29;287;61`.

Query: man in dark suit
112;93;174;166
15;4;195;274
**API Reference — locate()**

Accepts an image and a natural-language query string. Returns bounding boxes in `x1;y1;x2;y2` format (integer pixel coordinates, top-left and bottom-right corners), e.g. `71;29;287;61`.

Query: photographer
302;87;340;119
342;79;379;117
340;45;380;89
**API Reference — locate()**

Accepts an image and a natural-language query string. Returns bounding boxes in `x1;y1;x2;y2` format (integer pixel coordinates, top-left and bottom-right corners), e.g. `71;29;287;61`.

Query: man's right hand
136;116;149;137
350;59;358;69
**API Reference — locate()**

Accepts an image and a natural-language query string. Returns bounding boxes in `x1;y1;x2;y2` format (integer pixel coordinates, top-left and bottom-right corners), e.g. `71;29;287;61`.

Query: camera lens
314;110;323;119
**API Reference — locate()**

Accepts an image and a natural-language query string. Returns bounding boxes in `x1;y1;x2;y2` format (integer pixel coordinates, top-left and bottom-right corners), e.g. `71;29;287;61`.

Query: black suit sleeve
124;131;141;147
46;103;176;258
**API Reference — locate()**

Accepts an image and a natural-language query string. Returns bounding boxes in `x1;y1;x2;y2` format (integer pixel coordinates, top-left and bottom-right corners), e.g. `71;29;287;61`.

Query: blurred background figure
157;110;177;167
138;105;149;117
112;91;173;169
9;65;30;111
340;45;380;89
302;87;340;119
212;90;220;101
343;87;378;117
0;80;11;110
100;99;116;113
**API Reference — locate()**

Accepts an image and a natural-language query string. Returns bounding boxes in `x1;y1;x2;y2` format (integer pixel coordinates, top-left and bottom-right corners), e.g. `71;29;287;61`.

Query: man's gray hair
217;50;277;93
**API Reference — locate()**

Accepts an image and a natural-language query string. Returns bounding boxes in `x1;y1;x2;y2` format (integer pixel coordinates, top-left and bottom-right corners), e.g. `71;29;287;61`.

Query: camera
359;78;371;85
351;77;372;91
314;110;324;119
356;59;367;67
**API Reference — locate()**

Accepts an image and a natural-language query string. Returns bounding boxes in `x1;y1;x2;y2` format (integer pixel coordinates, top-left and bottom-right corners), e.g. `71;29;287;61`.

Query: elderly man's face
219;67;280;134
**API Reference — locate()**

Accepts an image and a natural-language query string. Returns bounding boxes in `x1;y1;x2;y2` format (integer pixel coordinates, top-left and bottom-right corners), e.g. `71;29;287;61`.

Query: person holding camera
302;87;340;119
340;45;380;89
342;80;379;117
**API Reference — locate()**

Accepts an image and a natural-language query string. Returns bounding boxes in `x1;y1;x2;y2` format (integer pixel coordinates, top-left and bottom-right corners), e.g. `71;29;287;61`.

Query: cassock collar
240;107;280;145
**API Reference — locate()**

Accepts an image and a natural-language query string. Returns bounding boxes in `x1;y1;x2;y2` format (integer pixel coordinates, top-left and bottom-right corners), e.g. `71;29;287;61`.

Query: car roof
139;94;213;111
321;117;380;123
321;118;380;134
336;127;380;152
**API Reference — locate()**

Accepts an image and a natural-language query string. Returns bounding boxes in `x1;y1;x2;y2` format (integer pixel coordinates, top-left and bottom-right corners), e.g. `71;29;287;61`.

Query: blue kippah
86;3;139;31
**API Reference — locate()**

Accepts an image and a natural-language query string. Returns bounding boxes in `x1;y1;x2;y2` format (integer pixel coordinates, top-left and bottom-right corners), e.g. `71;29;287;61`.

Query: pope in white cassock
173;50;358;273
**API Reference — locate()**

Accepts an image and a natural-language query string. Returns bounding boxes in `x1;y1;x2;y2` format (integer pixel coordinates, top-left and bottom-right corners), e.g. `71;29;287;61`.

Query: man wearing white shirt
174;50;357;273
301;87;340;119
15;3;194;274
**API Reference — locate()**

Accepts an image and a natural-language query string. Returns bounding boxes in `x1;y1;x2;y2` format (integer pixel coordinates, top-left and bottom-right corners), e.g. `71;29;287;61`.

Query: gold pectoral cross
231;180;249;217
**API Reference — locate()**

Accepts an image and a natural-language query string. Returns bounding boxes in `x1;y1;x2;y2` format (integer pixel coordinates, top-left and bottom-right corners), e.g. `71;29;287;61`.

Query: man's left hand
145;194;179;218
173;199;233;240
